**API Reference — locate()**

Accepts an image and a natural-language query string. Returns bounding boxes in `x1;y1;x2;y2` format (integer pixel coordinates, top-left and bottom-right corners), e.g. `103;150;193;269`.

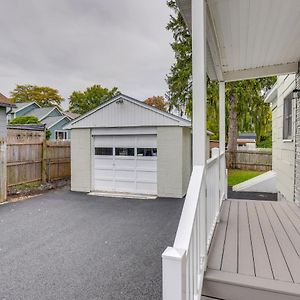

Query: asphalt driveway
0;190;183;300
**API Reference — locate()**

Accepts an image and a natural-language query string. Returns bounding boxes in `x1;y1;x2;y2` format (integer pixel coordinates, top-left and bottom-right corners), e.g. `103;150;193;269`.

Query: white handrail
162;148;227;300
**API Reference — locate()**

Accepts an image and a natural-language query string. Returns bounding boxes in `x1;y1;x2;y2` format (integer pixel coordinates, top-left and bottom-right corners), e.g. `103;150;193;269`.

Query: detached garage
66;94;193;198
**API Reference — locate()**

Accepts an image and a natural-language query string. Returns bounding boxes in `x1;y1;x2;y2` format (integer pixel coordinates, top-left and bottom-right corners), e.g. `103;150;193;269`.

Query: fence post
0;140;7;202
162;247;186;300
41;139;47;183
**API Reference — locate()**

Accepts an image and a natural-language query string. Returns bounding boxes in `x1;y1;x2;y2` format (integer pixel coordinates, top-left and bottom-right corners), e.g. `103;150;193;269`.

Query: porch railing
162;148;227;300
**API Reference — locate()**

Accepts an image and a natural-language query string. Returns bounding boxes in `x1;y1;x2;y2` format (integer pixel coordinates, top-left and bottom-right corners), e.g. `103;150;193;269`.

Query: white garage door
93;135;157;194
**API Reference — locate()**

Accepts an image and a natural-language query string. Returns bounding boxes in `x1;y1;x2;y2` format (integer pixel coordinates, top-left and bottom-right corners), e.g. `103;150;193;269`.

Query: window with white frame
283;92;293;140
55;130;68;140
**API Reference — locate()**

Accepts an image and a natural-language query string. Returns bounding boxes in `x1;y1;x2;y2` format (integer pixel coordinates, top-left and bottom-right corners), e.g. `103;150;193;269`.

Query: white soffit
177;0;300;81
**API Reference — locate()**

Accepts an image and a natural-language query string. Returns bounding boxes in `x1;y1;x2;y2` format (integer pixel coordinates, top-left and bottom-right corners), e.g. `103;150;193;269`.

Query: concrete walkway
0;190;183;300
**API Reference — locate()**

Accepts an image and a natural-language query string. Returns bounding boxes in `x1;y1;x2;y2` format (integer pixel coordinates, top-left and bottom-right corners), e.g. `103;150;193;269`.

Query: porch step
203;269;300;300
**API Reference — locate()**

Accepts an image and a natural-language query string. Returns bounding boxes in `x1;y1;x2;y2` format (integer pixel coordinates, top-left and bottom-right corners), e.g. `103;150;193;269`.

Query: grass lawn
228;169;264;186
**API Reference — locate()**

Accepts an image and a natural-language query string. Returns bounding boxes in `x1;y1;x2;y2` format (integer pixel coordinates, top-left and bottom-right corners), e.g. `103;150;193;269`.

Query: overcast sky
0;0;174;109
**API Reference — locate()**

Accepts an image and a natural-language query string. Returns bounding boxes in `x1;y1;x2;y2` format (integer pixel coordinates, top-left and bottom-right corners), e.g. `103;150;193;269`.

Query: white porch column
219;81;227;199
219;81;225;152
192;0;207;166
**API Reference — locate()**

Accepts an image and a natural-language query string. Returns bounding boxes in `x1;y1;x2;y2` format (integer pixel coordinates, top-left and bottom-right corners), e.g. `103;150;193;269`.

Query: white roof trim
38;107;58;121
14;101;41;113
47;116;71;129
67;94;191;129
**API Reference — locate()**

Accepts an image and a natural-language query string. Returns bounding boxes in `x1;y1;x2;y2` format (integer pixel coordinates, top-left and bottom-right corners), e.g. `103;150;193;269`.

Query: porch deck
203;199;300;300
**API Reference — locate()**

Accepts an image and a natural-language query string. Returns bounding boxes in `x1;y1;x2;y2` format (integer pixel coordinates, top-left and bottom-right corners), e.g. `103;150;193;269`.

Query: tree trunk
227;94;238;169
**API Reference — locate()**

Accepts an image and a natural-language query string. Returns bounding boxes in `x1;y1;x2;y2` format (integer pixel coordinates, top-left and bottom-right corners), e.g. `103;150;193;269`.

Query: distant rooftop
0;93;16;108
26;107;55;120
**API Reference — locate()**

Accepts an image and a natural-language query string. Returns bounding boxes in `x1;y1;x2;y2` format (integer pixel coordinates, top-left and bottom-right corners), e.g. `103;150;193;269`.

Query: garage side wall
71;129;91;192
157;127;184;198
182;128;192;195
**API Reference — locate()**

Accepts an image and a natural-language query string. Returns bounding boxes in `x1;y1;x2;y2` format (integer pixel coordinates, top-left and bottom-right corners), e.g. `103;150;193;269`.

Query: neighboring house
265;74;299;203
0;93;15;202
0;93;15;139
237;132;256;149
65;93;194;198
8;102;72;140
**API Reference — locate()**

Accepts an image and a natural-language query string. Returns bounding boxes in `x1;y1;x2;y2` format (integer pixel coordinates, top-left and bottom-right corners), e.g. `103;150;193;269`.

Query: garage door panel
94;136;113;147
136;170;156;182
114;159;135;169
136;159;156;170
115;181;136;192
94;169;114;179
115;170;135;180
114;136;135;147
136;135;157;147
94;179;114;192
94;158;114;168
93;135;157;195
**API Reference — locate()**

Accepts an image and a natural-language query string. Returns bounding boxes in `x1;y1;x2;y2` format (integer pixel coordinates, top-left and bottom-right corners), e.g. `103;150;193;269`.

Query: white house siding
295;71;300;203
71;129;91;192
157;127;192;198
272;74;296;202
0;108;7;139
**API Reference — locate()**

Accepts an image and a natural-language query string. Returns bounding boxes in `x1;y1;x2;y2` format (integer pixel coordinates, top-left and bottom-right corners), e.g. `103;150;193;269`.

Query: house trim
13;102;40;113
67;94;191;129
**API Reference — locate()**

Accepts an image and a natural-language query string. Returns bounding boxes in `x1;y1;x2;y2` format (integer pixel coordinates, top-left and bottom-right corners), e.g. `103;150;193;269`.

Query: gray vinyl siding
295;70;300;202
48;118;71;140
15;103;39;117
272;74;296;202
0;108;7;139
71;129;91;192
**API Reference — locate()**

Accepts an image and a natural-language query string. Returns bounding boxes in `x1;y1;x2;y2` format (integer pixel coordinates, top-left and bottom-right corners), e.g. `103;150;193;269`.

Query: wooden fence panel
7;142;42;186
45;141;71;181
6;140;71;187
226;149;272;171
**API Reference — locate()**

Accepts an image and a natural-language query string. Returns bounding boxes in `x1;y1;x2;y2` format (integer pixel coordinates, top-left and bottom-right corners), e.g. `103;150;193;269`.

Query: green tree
166;0;276;165
10;85;63;108
9;116;40;125
144;96;168;111
69;84;119;115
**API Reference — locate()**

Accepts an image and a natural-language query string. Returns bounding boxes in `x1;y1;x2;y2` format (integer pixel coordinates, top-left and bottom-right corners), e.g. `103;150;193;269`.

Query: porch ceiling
176;0;300;81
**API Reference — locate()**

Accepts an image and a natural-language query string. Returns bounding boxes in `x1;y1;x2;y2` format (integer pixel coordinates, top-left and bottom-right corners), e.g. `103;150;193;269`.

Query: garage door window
95;147;113;156
137;148;157;157
115;147;135;156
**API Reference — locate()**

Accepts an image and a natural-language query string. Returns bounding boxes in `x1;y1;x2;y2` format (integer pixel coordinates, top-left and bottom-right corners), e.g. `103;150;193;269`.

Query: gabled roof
63;111;80;120
0;93;16;108
66;94;192;129
25;107;59;121
11;102;40;113
42;116;71;129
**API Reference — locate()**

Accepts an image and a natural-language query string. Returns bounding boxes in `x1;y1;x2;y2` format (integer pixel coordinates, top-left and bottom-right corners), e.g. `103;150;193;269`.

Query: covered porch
162;0;300;299
204;199;300;300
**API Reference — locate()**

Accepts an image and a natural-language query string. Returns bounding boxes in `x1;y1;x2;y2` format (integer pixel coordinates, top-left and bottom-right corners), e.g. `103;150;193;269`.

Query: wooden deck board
204;199;300;299
255;202;292;282
238;201;254;276
263;202;300;283
247;201;273;279
221;200;238;272
207;201;230;270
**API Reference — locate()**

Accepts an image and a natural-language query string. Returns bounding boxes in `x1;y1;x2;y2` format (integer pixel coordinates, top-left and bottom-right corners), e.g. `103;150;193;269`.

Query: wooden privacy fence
7;140;70;187
226;149;272;171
